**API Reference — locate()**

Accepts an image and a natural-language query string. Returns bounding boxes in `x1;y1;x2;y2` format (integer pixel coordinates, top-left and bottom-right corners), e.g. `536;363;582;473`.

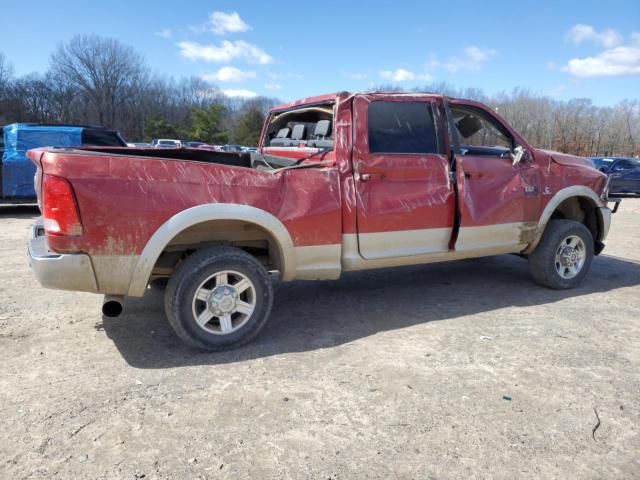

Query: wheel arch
523;186;608;255
126;204;296;296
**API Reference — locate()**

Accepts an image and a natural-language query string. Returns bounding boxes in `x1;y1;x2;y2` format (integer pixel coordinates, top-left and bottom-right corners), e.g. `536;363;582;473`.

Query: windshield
591;158;614;167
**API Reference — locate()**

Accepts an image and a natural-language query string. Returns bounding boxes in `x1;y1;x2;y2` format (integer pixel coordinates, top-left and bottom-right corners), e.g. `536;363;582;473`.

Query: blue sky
1;0;638;105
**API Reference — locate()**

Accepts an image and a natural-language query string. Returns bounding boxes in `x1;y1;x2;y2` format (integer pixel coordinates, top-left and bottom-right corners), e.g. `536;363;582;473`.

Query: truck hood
537;148;608;198
538;149;593;168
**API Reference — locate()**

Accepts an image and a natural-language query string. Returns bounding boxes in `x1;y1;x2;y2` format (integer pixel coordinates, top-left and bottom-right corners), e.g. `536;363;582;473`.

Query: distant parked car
590;157;614;171
591;157;640;196
197;144;224;151
154;139;182;148
184;141;206;148
221;144;243;152
2;123;126;201
127;142;152;148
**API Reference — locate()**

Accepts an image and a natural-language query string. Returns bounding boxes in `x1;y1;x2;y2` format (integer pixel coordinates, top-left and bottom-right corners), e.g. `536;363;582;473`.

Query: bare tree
0;36;637;154
618;100;639;155
0;52;12;90
0;52;14;123
50;35;147;127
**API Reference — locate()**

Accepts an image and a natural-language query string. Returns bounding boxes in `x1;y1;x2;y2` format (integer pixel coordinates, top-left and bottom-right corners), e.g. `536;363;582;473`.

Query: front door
449;101;541;252
353;95;455;259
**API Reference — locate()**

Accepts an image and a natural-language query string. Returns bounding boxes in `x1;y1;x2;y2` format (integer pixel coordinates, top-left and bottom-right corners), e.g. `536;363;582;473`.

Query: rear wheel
528;219;594;289
164;246;274;351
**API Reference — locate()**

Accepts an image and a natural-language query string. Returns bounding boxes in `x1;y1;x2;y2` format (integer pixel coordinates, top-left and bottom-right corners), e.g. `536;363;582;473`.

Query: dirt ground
0;201;639;480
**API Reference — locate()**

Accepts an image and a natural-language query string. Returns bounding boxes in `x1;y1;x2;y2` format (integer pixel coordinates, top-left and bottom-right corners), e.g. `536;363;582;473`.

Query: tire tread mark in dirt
592;407;601;441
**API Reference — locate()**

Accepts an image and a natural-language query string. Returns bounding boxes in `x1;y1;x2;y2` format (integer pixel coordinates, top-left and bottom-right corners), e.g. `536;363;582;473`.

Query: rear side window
368;101;438;154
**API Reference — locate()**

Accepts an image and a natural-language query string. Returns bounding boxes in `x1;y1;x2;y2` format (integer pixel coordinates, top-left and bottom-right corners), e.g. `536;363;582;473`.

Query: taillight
42;174;83;236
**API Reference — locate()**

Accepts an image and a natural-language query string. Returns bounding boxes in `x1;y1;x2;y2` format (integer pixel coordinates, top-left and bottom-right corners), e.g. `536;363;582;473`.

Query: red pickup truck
27;91;613;351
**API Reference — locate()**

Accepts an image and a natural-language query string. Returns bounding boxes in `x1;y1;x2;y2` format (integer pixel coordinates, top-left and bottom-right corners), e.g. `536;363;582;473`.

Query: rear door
353;94;455;259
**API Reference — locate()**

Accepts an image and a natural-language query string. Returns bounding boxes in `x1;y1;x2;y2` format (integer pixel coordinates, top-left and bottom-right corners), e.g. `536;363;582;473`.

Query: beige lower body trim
599;207;611;240
115;223;536;291
358;228;451;259
357;222;535;260
456;222;536;251
91;255;140;295
293;244;342;280
342;222;531;272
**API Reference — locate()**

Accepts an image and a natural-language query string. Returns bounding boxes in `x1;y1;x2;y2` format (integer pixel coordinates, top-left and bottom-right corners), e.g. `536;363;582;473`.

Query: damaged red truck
27;91;614;350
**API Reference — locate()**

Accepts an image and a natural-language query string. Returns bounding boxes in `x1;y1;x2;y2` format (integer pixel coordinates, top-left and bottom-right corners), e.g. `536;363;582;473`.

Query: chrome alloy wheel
191;270;256;335
554;235;587;280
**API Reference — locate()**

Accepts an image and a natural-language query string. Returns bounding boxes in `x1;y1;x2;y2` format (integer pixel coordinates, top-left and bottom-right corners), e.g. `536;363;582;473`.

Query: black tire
528;219;594;289
164;246;274;351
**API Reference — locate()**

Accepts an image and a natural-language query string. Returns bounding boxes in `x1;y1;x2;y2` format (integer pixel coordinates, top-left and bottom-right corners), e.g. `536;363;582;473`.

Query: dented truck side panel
30;148;344;294
35;151;343;255
448;99;544;249
351;94;455;259
28;91;611;298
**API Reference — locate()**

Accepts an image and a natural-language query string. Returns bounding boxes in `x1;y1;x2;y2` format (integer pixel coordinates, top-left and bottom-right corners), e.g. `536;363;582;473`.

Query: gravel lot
1;201;639;479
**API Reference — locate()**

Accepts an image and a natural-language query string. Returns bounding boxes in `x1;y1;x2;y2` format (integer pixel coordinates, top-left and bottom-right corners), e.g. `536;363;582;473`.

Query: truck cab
258;92;609;265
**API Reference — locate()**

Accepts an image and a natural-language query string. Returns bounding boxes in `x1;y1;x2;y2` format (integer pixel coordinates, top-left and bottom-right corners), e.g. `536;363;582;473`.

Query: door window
368;101;438;154
451;106;513;156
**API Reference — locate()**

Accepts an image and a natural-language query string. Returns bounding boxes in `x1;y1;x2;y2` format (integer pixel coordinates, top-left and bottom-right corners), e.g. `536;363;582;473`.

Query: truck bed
68;147;254;168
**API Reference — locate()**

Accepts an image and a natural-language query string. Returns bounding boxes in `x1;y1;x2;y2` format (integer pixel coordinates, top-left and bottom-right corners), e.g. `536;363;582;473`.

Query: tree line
1;35;638;156
376;83;639;158
0;35;276;146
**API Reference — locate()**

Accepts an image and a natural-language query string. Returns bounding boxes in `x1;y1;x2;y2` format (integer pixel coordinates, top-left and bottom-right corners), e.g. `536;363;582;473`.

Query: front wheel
164;246;274;351
528;219;594;289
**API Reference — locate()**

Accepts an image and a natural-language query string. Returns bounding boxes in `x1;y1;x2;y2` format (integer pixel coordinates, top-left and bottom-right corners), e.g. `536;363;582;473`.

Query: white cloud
223;89;258;98
208;12;251;35
264;82;283;90
201;66;256;82
155;29;172;39
563;45;640;77
444;46;496;72
567;24;622;48
379;68;432;82
177;40;273;64
563;30;640;77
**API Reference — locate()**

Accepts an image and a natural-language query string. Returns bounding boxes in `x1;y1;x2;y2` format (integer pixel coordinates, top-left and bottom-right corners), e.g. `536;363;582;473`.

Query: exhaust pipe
102;295;124;317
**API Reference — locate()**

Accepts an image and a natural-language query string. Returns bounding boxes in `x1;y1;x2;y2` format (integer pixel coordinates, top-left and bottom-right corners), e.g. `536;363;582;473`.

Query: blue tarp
2;124;82;198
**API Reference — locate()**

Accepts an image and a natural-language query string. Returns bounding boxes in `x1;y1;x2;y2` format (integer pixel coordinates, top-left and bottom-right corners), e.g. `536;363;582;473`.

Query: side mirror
598;166;608;173
511;145;527;166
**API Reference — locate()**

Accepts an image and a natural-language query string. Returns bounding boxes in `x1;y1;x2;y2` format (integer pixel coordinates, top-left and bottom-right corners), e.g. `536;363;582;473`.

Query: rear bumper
27;220;98;293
